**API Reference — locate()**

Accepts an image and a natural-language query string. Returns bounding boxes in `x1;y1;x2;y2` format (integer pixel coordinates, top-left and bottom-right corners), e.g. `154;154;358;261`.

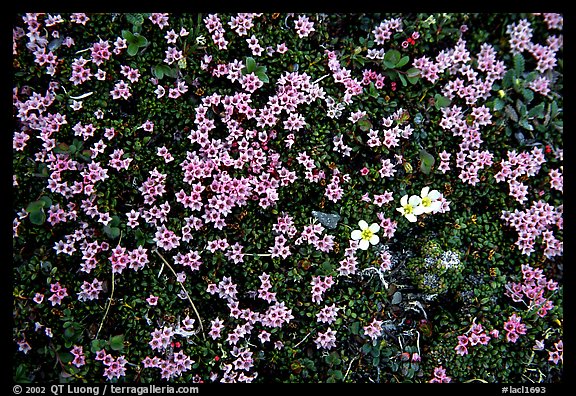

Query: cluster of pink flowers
325;49;363;105
228;13;259;36
454;322;499;356
314;327;337;350
70;345;86;367
204;14;228;50
502;313;527;343
363;318;384;341
77;278;103;301
546;340;563;365
501;200;563;257
494;147;546;203
310;275;334;304
505;264;559;318
507;16;562;73
108;244;150;274
294;15;315;38
415;38;505;103
149;13;170;30
95;350;127;380
361;68;386;89
371;17;403;46
48;281;68;306
429;366;451;383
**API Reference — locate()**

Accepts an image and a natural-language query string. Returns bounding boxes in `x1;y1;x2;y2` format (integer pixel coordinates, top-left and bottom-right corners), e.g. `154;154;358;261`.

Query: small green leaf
26;200;46;213
109;335;124;351
104;226;121;239
398;72;407;86
254;69;269;83
384;49;401;68
419;149;435;175
122;30;135;42
29;209;46;225
406;67;421;78
493;98;505;111
127;44;139;56
513;53;525;76
134;34;148;47
153;66;164;80
395;55;410;68
246;57;256;73
434;94;451;109
126;13;144;26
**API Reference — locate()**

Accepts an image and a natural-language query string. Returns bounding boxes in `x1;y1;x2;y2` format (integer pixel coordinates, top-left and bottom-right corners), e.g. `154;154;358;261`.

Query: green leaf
513;53;525;76
90;339;107;354
434;94;451;109
122;30;135;42
103;226;121;239
398;72;407;87
395;55;410;68
528;102;545;118
134;34;148;47
493;98;505;111
350;321;360;335
384;49;401;68
522;88;534;103
127;43;139;56
153;65;164;80
502;70;514;89
419;149;435;175
358;118;373;132
504;105;518;122
246;57;256;73
29;209;46;225
26;200;46;213
406;67;421;78
109;335;124;351
126;13;144;26
254;69;269;83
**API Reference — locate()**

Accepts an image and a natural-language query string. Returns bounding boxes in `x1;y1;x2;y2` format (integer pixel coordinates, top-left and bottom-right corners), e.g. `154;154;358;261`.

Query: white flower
419;186;442;214
351;220;380;250
397;194;424;222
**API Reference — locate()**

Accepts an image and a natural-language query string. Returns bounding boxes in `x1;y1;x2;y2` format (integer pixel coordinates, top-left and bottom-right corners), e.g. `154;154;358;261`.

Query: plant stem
154;249;205;340
96;267;115;340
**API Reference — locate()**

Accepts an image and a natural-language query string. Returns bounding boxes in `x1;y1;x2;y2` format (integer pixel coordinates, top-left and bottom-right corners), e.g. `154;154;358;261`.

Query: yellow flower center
361;228;374;241
403;204;413;215
422;197;432;207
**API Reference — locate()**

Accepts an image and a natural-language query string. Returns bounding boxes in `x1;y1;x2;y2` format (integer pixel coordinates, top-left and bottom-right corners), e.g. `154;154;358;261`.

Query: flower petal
359;239;370;250
358;220;369;230
430;201;442;212
406;213;418;222
351;230;362;240
408;195;422;206
369;223;380;233
428;189;441;200
421;186;430;197
369;234;380;245
413;205;425;215
400;194;408;206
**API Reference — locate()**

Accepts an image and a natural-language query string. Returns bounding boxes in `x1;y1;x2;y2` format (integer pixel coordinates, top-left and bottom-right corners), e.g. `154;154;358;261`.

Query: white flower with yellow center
419;186;442;214
351;220;380;250
397;194;424;222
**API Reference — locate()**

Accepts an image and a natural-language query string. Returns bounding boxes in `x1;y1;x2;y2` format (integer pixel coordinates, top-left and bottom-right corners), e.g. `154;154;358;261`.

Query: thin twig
154;249;205;340
96;267;115;340
343;356;357;382
293;330;312;348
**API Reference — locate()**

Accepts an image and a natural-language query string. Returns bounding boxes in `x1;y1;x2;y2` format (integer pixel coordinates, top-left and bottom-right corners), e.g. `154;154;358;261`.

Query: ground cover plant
12;12;563;384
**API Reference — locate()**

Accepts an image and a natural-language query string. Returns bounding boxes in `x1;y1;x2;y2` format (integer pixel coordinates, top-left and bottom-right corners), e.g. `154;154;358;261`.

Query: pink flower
146;295;159;306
